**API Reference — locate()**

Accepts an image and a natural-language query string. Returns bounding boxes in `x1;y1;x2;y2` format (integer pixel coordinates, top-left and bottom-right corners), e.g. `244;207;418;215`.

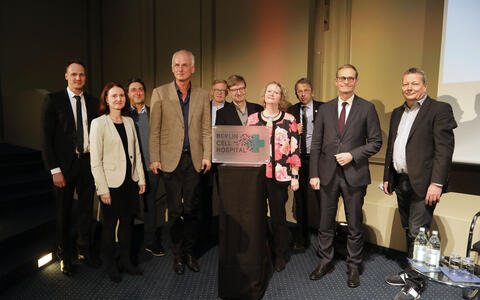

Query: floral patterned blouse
246;111;301;182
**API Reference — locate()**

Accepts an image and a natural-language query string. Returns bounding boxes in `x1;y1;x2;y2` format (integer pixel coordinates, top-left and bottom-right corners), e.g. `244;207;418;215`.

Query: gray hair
171;49;195;67
404;67;426;84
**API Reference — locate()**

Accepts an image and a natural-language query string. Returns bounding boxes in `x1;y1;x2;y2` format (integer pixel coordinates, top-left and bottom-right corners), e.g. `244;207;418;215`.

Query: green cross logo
247;134;265;153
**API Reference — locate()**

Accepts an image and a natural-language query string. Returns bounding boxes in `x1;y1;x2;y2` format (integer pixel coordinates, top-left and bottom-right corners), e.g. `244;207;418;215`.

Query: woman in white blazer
90;82;146;283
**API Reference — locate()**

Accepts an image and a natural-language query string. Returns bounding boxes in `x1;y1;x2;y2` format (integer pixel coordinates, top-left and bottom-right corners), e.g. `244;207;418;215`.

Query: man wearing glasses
215;75;263;126
309;64;382;288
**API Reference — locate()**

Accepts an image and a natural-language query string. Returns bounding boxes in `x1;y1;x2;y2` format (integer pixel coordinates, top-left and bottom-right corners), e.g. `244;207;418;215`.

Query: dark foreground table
217;165;271;300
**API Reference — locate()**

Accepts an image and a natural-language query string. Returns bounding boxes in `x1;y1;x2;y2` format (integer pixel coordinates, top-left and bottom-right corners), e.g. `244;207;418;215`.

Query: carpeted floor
0;233;465;300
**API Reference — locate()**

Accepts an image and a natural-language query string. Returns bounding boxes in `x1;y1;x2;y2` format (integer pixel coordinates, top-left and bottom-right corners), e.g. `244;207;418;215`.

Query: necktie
301;106;308;154
74;95;84;153
339;102;347;135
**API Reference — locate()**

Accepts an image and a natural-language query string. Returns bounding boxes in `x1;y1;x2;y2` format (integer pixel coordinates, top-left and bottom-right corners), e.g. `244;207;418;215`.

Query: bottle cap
420;227;425;232
432;230;438;235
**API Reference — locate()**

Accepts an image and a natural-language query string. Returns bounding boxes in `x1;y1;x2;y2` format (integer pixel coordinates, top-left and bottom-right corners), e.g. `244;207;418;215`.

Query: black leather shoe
173;255;185;275
60;260;75;276
119;260;143;276
108;261;122;283
291;242;306;251
347;268;360;288
274;257;286;272
185;254;200;272
309;263;334;280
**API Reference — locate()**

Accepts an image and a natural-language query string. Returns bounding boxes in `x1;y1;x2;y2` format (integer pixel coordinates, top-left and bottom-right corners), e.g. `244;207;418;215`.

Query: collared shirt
393;95;427;174
211;101;225;127
234;102;249;125
337;94;354;122
300;100;314;154
175;81;191;151
51;87;89;175
131;104;147;114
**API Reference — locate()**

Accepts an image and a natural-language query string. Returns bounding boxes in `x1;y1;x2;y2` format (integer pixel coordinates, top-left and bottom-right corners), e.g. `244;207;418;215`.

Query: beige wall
214;0;311;105
350;0;444;161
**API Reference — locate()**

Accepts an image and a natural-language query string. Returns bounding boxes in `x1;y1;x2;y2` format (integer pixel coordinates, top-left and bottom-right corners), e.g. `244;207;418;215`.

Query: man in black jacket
215;75;262;126
287;78;322;250
42;60;100;276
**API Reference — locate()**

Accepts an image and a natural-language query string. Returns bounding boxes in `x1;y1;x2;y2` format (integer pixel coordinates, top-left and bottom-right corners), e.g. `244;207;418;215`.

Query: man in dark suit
215;75;263;126
309;64;382;288
128;78;166;258
383;68;456;283
42;60;100;276
149;49;211;275
287;78;322;250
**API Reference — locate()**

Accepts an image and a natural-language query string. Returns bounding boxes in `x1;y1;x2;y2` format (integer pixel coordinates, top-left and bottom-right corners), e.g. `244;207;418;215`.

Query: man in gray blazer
383;68;456;288
309;64;382;288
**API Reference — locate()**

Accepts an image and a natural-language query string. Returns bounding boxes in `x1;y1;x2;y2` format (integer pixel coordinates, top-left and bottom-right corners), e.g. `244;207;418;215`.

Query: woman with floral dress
246;81;301;272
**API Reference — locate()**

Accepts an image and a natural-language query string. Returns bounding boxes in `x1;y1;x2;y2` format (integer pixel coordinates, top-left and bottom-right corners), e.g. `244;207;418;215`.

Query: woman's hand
139;184;146;195
290;178;299;191
100;192;111;205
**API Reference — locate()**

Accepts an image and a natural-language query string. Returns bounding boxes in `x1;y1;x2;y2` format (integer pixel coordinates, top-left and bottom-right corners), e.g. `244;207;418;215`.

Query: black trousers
101;203;133;265
395;174;436;257
293;155;317;246
266;179;289;259
54;154;95;263
143;170;160;245
162;152;201;255
318;166;366;268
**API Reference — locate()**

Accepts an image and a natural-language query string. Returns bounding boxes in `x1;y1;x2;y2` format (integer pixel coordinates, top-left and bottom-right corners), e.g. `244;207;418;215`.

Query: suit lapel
329;99;340;137
122;117;134;157
188;88;198;127
63;90;76;132
389;108;403;144
408;97;431;142
313;101;320;122
341;96;359;138
232;103;242;125
168;81;184;123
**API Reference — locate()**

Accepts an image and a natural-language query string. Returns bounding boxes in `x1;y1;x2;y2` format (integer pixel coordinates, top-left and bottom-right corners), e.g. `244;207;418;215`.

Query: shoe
145;242;166;257
119;260;143;276
173;255;185;275
309;263;334;280
291;242;306;251
185;254;200;272
60;260;75;276
78;245;102;268
347;268;360;288
108;261;122;283
394;279;422;300
274;257;286;272
385;270;422;286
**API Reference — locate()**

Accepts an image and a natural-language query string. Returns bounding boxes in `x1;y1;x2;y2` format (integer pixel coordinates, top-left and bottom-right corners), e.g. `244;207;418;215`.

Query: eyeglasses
296;89;312;94
229;86;246;93
213;89;227;93
336;76;356;83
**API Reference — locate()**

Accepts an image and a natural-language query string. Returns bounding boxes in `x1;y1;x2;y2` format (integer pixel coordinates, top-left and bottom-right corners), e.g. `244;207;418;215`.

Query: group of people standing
42;48;457;295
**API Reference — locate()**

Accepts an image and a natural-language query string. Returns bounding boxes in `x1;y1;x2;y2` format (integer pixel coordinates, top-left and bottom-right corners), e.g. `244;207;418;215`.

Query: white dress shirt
300;100;314;154
337;94;355;122
392;95;427;174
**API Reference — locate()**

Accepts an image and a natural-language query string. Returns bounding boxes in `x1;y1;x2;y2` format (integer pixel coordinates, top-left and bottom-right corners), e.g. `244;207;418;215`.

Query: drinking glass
449;254;461;274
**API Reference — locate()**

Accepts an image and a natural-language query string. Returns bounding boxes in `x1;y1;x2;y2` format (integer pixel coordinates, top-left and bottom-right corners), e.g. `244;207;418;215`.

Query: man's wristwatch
291;174;299;179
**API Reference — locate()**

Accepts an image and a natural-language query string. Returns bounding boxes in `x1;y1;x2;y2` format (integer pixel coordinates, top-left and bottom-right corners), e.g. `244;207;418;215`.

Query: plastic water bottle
413;227;428;265
426;230;441;270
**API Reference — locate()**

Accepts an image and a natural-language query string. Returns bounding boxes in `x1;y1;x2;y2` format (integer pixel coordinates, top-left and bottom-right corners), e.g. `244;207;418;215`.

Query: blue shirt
175;81;191;151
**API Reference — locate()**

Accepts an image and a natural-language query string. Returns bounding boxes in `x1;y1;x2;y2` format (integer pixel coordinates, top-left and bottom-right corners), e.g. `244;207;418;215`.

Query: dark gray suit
383;96;456;253
310;95;382;268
